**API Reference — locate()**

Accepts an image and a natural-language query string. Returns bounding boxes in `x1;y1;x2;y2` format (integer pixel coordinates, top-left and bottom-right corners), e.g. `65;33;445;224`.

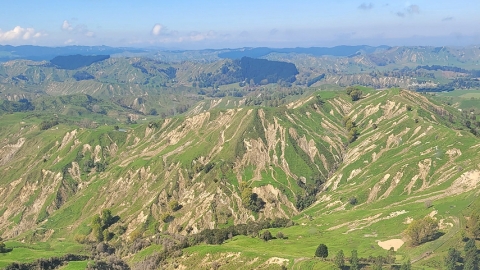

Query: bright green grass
59;261;90;270
129;244;163;263
435;89;480;98
0;240;85;268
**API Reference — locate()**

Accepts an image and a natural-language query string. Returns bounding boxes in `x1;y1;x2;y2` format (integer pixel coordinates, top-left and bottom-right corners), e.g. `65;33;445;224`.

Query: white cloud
0;26;45;41
62;20;73;31
61;20;95;37
151;24;163;36
64;38;75;45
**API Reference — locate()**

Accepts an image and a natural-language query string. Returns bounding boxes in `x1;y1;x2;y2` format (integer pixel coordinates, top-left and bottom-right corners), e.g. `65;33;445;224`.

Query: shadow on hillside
112;215;121;225
431;231;446;242
0;247;13;254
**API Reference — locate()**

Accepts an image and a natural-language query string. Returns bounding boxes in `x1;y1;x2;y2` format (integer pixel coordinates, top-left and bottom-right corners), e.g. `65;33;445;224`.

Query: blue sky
0;0;479;49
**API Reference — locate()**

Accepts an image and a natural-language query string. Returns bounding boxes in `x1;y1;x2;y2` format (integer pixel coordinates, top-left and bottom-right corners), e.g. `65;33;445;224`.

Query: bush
0;241;6;253
74;234;88;244
40;119;59;130
349;197;358;205
276;231;285;239
160;213;172;223
315;244;328;258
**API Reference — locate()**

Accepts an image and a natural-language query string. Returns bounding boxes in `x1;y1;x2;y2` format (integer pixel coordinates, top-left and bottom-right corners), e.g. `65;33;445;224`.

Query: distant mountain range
0;45;391;62
217;45;391;59
0;45;145;62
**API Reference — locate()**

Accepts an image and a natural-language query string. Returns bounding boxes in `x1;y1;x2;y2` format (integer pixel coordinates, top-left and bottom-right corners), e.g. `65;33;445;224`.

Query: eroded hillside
0;93;347;240
0;88;479;269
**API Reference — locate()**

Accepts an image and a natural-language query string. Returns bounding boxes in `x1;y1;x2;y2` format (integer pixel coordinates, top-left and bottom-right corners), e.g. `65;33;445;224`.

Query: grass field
0;240;85;268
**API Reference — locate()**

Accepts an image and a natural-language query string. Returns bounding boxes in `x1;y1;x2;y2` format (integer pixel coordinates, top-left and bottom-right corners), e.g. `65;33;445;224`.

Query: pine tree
444;247;460;270
350;250;359;270
399;259;411;270
464;239;478;270
334;250;345;269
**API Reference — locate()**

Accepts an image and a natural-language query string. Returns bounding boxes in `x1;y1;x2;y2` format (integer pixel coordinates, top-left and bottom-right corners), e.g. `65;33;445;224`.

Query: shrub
260;230;273;241
315;244;328;258
169;200;181;212
160;212;172;223
74;234;88;244
349;197;358;205
0;241;5;253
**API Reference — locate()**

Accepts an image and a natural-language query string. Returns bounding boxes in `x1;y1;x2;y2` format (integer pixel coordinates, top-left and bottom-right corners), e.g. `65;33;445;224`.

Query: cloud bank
0;26;45;42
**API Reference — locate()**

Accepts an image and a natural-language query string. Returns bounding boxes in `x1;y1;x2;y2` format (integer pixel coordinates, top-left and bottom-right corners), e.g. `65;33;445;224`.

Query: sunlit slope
0;88;479;269
0;94;346;241
159;89;479;269
310;89;479;213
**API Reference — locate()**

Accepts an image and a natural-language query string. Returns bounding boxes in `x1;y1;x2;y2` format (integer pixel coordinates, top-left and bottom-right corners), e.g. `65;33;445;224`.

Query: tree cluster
73;71;95;81
314;245;406;270
404;216;439;246
346;86;363;101
240;182;265;212
0;99;34;113
343;115;359;143
91;209;118;242
295;175;324;210
40;119;60;130
4;254;89;270
191;218;292;245
465;206;480;240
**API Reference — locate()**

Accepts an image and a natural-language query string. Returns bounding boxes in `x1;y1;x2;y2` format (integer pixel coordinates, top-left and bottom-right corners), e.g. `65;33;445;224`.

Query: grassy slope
0;89;478;269
158;89;479;269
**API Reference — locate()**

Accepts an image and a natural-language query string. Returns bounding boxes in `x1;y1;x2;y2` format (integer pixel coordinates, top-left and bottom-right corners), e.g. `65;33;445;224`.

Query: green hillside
0;88;479;269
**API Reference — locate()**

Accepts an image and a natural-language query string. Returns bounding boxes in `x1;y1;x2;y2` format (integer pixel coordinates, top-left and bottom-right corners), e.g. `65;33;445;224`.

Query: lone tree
334;249;345;269
315;244;328;259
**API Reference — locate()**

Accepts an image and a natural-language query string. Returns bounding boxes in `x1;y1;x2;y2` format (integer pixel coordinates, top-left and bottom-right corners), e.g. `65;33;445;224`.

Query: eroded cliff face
1;89;478;246
0;97;346;240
